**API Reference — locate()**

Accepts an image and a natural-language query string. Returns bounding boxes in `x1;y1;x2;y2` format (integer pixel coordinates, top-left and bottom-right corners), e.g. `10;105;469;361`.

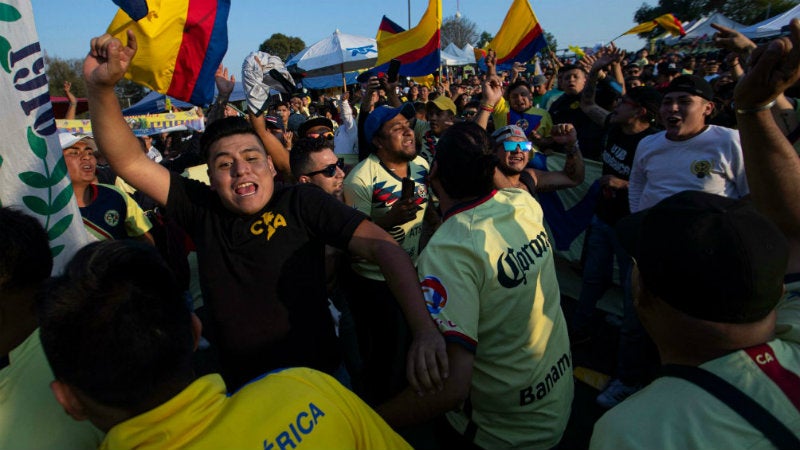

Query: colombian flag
376;15;405;42
489;0;547;71
623;13;685;37
107;0;231;105
375;0;441;77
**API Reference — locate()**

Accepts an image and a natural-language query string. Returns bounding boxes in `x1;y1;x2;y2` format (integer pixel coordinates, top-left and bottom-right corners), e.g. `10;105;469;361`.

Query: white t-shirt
628;125;749;212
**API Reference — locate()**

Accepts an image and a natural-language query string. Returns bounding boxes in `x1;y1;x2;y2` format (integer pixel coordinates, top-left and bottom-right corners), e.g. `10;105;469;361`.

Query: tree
543;31;558;53
259;33;306;61
45;55;85;98
719;0;797;25
476;31;493;49
46;54;146;110
442;14;479;48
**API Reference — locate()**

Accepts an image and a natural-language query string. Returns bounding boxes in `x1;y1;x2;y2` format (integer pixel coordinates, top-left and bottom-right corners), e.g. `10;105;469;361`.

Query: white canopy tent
740;4;800;39
441;43;477;66
662;12;745;45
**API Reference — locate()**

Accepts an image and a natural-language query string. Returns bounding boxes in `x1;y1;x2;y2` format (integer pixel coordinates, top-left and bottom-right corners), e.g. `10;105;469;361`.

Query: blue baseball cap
364;103;416;143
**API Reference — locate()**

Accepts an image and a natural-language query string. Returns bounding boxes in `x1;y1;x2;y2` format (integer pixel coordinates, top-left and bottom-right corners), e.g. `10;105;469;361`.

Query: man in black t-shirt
81;31;447;394
548;65;607;159
576;58;663;407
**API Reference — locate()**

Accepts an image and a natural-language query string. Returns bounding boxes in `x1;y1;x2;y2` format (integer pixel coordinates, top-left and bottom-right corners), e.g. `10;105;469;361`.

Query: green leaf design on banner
19;171;52;188
50;157;67;184
27;128;48;159
0;4;21;22
51;185;74;211
50;244;65;258
47;214;73;241
0;35;11;73
22;195;49;215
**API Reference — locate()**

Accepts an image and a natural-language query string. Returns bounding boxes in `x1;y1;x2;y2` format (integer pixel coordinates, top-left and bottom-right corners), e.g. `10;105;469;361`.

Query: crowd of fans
2;20;800;450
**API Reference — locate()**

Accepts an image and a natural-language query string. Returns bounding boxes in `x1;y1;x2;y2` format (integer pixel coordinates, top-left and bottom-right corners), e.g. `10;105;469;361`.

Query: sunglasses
305;160;345;178
502;141;533;152
462;110;477;117
307;131;335;140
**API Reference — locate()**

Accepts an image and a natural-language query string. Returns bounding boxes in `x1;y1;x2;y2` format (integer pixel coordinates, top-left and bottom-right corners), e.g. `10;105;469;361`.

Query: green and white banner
0;1;88;271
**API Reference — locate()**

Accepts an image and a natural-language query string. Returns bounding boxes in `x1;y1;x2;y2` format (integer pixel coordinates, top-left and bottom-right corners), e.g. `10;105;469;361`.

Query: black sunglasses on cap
305;160;345;178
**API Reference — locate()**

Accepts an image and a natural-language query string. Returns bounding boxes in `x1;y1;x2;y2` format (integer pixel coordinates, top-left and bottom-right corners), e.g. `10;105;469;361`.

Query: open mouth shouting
235;182;257;196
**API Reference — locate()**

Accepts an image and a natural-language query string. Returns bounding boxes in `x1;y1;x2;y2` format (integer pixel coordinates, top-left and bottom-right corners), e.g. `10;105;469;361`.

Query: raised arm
84;31;170;206
63;81;78;120
530;123;585;192
581;50;618;126
347;220;449;395
249;113;291;177
734;18;800;272
206;64;235;124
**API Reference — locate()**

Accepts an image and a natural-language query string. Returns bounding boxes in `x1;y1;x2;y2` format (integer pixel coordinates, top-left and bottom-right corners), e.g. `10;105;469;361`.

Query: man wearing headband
490;124;584;194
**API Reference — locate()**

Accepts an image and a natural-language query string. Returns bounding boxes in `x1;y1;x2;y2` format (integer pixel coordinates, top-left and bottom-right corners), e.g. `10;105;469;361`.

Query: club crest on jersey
421;275;448;314
691;160;712;179
104;210;120;227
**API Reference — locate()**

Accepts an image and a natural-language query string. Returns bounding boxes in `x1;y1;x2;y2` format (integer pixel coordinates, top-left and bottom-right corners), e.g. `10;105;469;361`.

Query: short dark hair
38;240;194;413
435;122;497;199
506;79;532;95
200;116;263;162
290;137;334;178
0;207;52;290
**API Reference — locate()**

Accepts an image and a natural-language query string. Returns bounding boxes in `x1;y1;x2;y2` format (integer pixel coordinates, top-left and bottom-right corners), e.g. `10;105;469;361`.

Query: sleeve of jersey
342;168;374;215
417;239;482;354
104;185;152;237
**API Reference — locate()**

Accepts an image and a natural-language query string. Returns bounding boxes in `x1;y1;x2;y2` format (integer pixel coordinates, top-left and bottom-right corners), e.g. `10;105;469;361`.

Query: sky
30;0;649;71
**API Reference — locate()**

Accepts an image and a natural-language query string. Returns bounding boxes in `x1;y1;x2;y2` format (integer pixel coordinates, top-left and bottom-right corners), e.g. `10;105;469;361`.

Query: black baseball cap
625;86;662;118
617;191;788;324
664;75;714;101
297;117;334;137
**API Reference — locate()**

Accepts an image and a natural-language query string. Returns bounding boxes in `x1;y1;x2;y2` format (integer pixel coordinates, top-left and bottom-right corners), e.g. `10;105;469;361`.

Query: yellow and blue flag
489;0;547;71
107;0;231;105
375;0;441;77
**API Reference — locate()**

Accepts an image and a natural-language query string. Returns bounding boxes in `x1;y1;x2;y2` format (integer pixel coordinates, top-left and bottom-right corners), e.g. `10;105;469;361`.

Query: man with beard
491;125;584;194
343;103;432;405
291;137;345;200
477;70;584;194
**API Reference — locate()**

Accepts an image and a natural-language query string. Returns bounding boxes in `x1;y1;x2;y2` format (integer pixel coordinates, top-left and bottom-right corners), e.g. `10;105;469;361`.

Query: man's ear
703;100;715;117
51;380;89;421
297;175;311;184
191;312;203;352
266;155;276;176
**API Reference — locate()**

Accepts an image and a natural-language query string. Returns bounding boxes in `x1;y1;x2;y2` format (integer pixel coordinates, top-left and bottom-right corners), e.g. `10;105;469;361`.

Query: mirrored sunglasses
502;141;533;152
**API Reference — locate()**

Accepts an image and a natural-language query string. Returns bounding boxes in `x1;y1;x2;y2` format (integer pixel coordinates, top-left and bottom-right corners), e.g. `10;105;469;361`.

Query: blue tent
123;82;248;116
122;91;195;115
